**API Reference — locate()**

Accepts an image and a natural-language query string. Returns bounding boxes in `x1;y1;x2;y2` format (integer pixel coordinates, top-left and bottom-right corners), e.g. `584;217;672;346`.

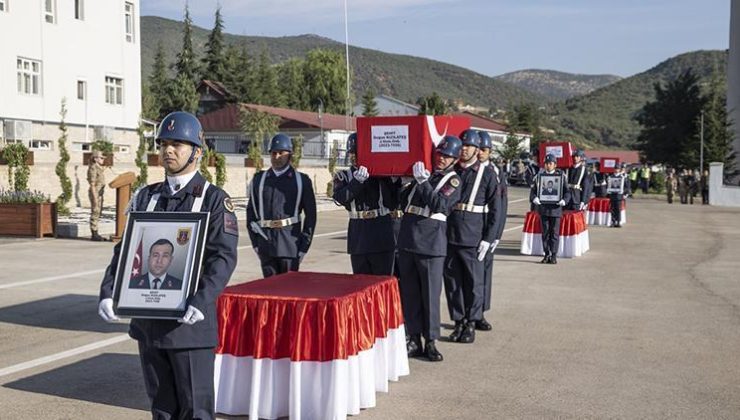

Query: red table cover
216;272;404;362
587;197;626;212
522;210;587;236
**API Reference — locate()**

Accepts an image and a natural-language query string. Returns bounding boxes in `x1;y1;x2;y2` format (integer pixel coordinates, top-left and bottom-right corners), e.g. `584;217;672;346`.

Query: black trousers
540;215;561;257
443;245;484;322
398;250;443;340
350;251;395;276
483;250;494;312
610;198;621;225
702;190;709;204
259;256;299;278
138;343;215;420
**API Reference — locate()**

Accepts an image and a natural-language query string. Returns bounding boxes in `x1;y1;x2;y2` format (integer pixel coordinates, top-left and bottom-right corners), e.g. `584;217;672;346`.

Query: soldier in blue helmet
566;149;592;211
443;129;501;344
246;133;317;277
530;153;571;264
332;132;400;275
398;135;463;362
98;111;239;419
606;162;631;227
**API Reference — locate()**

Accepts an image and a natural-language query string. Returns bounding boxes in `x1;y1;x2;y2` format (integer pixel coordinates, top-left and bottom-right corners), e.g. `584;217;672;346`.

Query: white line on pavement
503;224;524;233
0;269;105;290
0;334;130;379
509;198;528;203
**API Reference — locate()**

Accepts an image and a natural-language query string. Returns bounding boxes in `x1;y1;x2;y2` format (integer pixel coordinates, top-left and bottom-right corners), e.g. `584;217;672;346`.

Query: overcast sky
141;0;730;78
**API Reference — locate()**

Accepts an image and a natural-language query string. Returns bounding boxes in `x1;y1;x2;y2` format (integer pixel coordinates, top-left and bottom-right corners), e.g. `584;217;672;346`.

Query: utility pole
700;110;704;171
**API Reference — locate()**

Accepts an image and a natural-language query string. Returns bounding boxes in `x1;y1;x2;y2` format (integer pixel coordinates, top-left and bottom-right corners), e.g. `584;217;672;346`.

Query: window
44;0;55;23
77;80;86;100
114;144;130;153
29;140;53;150
105;76;123;105
124;2;134;42
74;0;84;20
73;142;92;152
0;1;8;12
17;58;42;96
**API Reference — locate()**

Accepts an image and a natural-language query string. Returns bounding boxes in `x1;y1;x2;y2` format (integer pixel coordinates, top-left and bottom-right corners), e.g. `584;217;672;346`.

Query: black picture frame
112;212;210;319
537;173;563;204
607;176;625;194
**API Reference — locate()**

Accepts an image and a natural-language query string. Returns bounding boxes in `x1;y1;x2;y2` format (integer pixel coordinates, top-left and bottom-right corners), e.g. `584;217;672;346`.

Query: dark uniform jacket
607;173;631;200
447;161;500;247
398;168;462;257
567;163;592;207
332;168;398;255
99;172;239;349
525;162;540;187
493;163;509;240
530;169;572;217
129;273;182;290
246;166;317;258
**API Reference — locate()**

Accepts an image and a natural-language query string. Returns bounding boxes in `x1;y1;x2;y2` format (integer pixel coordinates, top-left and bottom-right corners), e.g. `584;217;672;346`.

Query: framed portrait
112;212;210;319
607;176;625;194
538;174;563;204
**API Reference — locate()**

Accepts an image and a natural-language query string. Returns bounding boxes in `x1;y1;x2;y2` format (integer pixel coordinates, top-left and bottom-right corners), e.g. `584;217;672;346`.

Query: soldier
88;150;106;241
399;136;462;362
607;162;631;227
97;111;239;420
592;162;607;198
523;151;540;211
443;130;500;344
566;149;591;211
665;168;678;204
333;132;399;275
531;154;571;264
247;133;317;277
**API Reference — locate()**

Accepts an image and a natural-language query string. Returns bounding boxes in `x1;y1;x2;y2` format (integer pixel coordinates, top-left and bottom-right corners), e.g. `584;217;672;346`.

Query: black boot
91;230;104;241
449;320;465;342
549;255;558;264
540;255;550;264
458;322;476;343
406;334;423;357
424;339;443;362
475;317;493;331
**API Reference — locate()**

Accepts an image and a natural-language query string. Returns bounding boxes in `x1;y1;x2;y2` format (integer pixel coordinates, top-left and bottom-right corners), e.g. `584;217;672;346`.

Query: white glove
179;305;205;325
299;252;306;264
490;239;500;254
532;197;541;205
558;199;566;207
98;298;120;322
477;240;491;261
579;202;587;211
412;161;430;184
353;166;369;183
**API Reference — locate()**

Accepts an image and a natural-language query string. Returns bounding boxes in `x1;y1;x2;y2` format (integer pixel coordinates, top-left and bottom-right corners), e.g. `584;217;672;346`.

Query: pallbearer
566;149;592;210
530;154;571;264
606;162;630;227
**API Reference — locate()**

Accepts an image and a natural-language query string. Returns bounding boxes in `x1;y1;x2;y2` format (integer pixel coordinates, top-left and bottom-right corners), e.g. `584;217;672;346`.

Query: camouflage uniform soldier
87;150;106;241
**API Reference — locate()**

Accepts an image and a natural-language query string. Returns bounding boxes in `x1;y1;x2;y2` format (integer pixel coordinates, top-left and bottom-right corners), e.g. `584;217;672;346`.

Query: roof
453;111;513;133
584;149;641;164
199;103;356;132
197;80;233;99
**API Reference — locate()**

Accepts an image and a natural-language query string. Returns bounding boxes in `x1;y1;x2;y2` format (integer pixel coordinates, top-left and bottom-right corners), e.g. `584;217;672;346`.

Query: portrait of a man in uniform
129;238;183;290
538;175;562;203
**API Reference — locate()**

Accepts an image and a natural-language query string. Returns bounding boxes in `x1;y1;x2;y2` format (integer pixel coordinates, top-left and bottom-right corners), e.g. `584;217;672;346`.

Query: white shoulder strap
294;169;303;219
405;171;455;212
257;171;267;221
191;182;210;212
146;191;160;212
467;166;485;207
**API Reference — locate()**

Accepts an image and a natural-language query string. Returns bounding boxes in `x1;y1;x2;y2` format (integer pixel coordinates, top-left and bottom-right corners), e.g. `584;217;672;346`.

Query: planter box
83;152;114;166
147;154;160;166
0;151;35;166
0;202;57;238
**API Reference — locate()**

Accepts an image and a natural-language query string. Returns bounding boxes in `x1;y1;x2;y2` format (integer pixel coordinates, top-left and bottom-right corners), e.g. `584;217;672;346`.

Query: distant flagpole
343;0;351;131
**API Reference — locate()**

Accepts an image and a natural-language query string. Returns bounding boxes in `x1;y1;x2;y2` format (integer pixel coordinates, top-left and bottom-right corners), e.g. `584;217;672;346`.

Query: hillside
140;16;547;110
495;69;621;101
551;50;728;147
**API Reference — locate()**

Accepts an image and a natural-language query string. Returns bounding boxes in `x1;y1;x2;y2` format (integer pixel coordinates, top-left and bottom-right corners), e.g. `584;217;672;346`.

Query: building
0;0;141;162
728;0;740;183
352;94;420;117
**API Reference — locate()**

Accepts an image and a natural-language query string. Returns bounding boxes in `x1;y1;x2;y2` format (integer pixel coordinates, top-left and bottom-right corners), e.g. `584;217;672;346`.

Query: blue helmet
572;149;586;158
156;111;204;148
520;151;531;160
436;135;462;159
477;131;493;149
460;129;480;148
269;133;293;152
544;153;557;164
347;132;357;154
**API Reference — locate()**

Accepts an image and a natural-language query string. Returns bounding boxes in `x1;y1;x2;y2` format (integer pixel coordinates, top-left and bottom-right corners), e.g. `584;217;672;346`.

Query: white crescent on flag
426;116;450;147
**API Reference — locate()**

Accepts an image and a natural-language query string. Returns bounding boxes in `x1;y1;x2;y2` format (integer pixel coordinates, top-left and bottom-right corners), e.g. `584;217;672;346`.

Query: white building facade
0;0;141;163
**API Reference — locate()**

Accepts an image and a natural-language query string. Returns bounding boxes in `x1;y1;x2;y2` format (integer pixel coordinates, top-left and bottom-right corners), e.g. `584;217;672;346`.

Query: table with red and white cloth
585;197;627;226
520;210;590;258
214;272;410;420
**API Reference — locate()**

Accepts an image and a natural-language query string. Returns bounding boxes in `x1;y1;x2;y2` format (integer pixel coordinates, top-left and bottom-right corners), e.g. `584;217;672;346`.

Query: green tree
167;72;199;114
175;5;199;83
201;7;227;83
416;92;450;115
303;49;349;114
496;131;526;161
3;143;30;192
167;5;199;114
635;70;706;168
149;41;171;119
291;134;303;168
701;72;736;175
214;152;227;188
361;88;378;116
326;140;339;196
279;58;308;110
200;148;213;183
55;99;72;215
240;108;280;171
508;103;544;148
255;48;283;106
223;44;251;102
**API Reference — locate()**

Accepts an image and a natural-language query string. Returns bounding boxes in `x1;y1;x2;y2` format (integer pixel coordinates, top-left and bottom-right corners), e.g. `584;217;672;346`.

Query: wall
708;162;740;207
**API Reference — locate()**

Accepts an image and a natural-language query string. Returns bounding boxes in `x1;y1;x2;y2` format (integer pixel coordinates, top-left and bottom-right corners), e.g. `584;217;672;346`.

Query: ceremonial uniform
483;161;507;315
87;154;106;239
607;169;630;227
333;168;399;275
525;160;540;211
566;161;591;210
247;165;317;277
531;167;571;262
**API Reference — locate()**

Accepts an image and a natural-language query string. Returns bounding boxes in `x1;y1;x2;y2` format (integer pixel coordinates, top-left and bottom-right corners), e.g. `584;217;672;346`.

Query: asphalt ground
1;187;739;419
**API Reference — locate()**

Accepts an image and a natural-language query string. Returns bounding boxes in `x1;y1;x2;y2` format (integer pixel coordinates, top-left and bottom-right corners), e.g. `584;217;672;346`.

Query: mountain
140;16;547;111
550;50;727;147
495;69;621;101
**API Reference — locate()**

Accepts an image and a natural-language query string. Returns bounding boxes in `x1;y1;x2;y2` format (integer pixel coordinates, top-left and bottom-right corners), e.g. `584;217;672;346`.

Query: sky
141;0;731;78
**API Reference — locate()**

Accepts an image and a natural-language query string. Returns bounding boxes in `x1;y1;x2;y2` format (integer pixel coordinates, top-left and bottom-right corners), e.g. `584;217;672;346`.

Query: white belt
454;203;487;213
348;208;390;220
258;216;300;228
406;205;447;221
568;184;582;190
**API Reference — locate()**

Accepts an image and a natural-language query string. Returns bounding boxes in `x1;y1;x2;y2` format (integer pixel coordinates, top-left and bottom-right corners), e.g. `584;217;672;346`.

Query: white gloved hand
579;202;587;211
353;166;369;183
412;161;430;184
558;199;566;207
98;298;120;322
179;305;205;325
490;239;500;254
298;252;306;264
532;197;541;205
477;240;491;261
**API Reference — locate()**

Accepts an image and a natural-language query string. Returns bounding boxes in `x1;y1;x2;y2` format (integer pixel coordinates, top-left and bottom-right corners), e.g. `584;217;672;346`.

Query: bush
2;143;31;192
0;188;50;204
650;171;666;194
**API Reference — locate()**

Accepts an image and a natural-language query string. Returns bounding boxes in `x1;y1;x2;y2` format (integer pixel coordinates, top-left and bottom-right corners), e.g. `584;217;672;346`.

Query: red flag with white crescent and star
130;239;143;280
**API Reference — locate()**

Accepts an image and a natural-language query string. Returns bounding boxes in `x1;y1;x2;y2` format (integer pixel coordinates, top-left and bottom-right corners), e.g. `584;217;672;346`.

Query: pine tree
169;5;199;114
255;48;283;106
167;73;199;114
702;72;736;175
361;88;378;116
303;49;348;114
201;7;227;83
416;92;449;115
278;58;307;110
